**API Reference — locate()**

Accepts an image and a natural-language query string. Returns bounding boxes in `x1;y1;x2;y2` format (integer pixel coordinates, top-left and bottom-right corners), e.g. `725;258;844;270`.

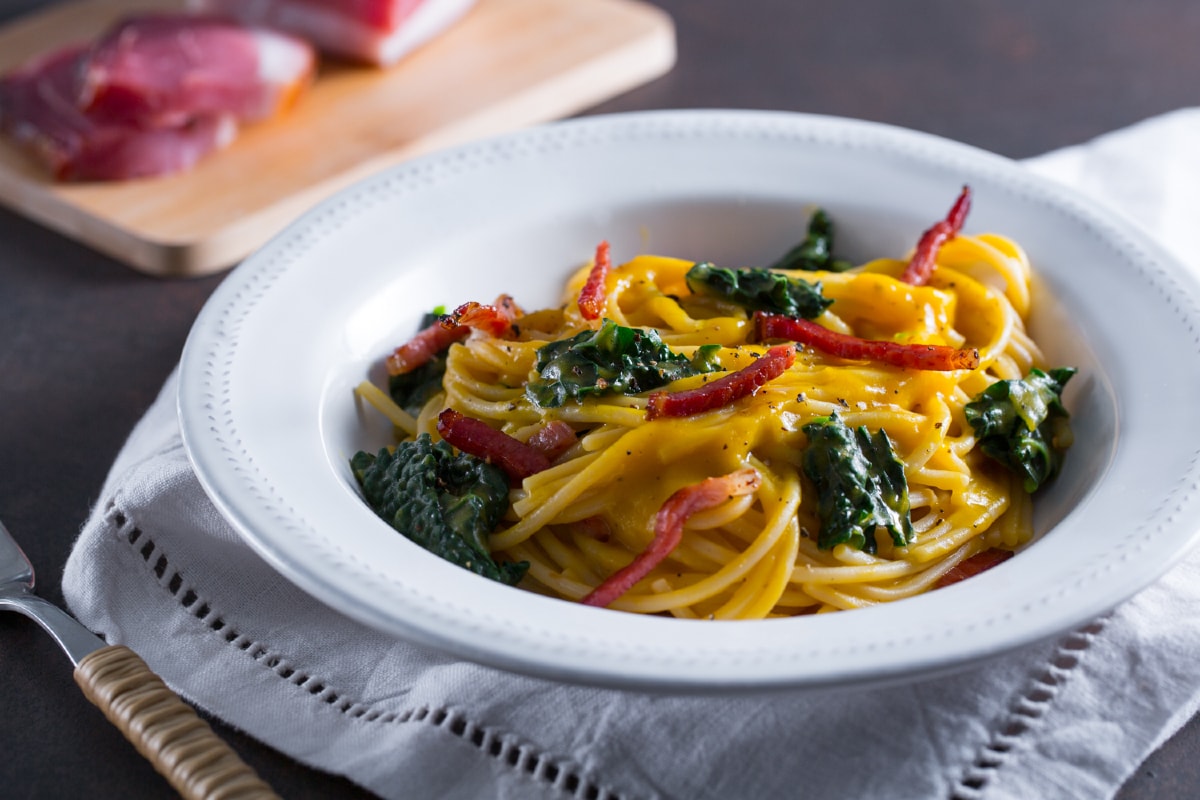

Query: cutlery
0;517;278;799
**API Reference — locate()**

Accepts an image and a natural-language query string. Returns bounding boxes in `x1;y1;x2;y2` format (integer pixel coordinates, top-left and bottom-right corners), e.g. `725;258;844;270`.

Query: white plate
178;110;1200;691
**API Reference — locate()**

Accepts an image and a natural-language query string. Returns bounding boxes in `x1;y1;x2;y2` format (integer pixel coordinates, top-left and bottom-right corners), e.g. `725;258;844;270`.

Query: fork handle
75;645;279;800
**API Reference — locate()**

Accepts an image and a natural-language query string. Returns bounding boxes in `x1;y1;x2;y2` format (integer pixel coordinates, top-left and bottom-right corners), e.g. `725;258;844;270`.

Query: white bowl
178;110;1200;691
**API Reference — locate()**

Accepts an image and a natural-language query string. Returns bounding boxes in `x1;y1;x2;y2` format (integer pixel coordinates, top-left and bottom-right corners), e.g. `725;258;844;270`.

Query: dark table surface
2;0;1198;797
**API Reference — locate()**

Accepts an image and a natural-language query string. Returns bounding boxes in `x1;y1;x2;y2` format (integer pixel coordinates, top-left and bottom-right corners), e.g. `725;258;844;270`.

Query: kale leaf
767;209;853;272
351;434;527;585
964;367;1076;493
685;262;833;319
801;413;913;554
389;355;447;416
527;319;721;408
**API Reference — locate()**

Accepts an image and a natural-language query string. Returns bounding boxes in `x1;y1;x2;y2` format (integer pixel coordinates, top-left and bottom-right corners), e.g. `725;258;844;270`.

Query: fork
0;517;279;799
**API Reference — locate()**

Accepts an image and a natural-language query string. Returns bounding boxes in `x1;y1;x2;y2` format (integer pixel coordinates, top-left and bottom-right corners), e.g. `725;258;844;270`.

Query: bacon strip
646;344;795;420
934;548;1014;589
526;420;577;461
755;312;979;371
386;294;520;375
572;516;612;543
577;240;612;321
385;320;469;375
899;185;972;286
582;468;762;608
436;409;550;482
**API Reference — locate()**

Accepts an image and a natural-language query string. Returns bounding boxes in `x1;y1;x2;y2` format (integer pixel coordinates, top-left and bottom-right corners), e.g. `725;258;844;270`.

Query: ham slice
0;13;315;182
78;14;316;128
189;0;478;66
0;44;237;182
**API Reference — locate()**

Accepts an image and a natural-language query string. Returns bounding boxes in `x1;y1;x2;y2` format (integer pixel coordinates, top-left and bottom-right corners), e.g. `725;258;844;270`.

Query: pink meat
0;44;236;182
581;468;762;608
189;0;478;66
526;420;577;461
79;13;315;127
436;409;552;484
645;345;796;421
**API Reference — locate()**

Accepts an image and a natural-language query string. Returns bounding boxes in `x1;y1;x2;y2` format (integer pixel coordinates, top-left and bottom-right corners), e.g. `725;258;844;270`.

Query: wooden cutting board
0;0;674;276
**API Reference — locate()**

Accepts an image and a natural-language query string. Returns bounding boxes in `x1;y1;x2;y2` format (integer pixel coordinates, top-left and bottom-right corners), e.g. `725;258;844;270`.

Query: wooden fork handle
74;645;279;800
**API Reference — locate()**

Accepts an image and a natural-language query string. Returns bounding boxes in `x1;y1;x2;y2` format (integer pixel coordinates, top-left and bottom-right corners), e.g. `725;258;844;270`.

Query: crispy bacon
646;344;795;420
934;548;1014;589
440;294;520;338
526;420;577;461
754;312;979;371
899;185;972;285
577;240;612;321
582;468;762;608
493;293;524;320
385;320;468;375
436;409;550;482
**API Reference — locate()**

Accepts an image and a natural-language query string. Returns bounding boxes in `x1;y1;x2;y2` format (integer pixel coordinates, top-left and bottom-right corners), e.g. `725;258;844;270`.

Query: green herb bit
527;319;721;409
690;343;724;373
768;209;854;272
351;435;527;585
802;413;913;554
964;367;1076;493
685;262;833;319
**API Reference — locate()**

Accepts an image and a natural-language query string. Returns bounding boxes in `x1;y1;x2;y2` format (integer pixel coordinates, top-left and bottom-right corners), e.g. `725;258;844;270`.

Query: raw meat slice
189;0;477;66
79;13;316;127
0;44;237;181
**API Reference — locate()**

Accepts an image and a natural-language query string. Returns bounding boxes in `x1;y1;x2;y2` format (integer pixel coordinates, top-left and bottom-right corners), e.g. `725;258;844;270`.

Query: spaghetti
355;195;1074;619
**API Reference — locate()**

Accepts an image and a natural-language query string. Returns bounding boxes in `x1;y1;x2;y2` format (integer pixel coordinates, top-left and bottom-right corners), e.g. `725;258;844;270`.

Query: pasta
355;198;1074;619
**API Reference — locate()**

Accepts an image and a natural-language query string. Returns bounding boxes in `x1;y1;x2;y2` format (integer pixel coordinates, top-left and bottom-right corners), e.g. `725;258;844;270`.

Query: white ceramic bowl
178;110;1200;691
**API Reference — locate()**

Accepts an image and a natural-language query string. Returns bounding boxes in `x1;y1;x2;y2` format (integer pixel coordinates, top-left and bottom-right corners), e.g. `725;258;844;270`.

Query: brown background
1;0;1197;796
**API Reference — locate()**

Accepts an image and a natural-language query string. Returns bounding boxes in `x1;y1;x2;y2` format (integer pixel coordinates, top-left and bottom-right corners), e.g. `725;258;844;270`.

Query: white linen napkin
63;108;1200;800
